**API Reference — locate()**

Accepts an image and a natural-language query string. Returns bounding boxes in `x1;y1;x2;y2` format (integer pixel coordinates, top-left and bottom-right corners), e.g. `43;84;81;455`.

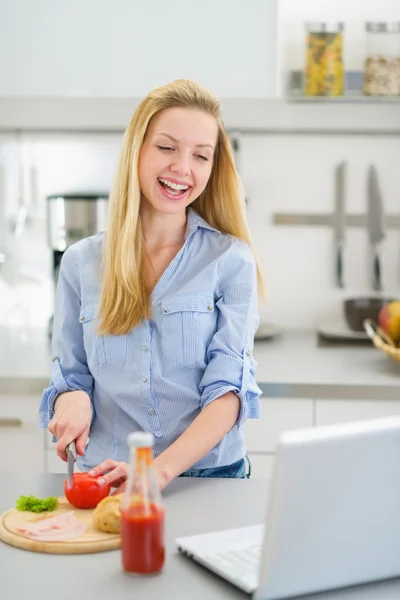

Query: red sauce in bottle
121;502;165;574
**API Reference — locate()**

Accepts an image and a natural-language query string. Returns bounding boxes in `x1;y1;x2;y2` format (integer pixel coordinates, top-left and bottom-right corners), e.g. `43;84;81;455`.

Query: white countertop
3;474;399;600
253;333;400;399
1;326;400;399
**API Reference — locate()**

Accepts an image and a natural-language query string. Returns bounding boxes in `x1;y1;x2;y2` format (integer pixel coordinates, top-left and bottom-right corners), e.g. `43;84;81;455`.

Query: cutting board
0;496;121;554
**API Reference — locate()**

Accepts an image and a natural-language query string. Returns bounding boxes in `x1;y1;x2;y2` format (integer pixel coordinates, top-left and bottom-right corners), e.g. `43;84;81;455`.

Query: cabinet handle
0;418;23;428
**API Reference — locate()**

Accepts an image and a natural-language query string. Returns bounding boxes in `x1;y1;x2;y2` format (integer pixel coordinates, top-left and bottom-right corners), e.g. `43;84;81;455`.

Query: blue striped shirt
38;209;262;471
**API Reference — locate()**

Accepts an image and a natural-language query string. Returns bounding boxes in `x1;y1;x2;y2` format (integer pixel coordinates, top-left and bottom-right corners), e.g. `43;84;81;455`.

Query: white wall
1;129;399;331
242;134;400;328
1;1;399;332
0;0;278;98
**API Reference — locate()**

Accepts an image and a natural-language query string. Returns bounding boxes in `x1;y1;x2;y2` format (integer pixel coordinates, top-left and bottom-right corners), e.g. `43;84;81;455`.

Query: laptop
176;415;400;599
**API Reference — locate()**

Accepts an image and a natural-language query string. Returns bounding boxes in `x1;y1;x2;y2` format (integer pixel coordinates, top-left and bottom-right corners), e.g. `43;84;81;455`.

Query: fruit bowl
344;297;395;332
363;319;400;363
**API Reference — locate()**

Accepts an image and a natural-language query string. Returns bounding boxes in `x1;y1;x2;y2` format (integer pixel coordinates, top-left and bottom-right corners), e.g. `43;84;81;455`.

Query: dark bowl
344;297;395;332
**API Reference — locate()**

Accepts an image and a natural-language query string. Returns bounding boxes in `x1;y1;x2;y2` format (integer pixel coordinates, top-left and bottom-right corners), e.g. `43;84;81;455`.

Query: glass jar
304;22;344;96
364;22;400;96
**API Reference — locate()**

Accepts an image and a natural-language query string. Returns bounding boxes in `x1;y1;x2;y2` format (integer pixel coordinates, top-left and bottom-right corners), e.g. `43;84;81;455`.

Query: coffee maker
46;192;109;334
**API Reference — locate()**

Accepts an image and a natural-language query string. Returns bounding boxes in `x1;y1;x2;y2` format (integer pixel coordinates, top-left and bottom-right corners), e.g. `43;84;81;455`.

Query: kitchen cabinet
0;0;278;99
247;453;275;480
244;398;313;453
45;430;64;473
0;394;44;473
244;397;313;480
315;399;400;426
45;448;277;479
45;449;66;475
315;400;400;425
45;398;313;477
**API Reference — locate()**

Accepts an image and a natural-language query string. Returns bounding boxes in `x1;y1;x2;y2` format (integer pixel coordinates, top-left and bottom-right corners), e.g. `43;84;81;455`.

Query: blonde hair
98;79;265;335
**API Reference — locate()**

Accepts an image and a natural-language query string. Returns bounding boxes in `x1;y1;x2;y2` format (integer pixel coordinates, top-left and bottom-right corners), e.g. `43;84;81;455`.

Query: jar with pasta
304;22;344;96
364;22;400;96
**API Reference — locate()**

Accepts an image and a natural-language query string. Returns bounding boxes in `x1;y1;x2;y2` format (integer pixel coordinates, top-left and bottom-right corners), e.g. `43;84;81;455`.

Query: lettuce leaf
16;495;59;513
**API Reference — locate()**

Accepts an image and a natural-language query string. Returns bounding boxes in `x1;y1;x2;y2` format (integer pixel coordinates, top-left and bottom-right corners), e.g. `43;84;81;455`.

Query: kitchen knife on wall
333;161;346;288
367;164;385;291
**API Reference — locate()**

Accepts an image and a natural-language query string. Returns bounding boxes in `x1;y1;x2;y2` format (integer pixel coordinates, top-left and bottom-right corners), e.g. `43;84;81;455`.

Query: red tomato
64;473;111;509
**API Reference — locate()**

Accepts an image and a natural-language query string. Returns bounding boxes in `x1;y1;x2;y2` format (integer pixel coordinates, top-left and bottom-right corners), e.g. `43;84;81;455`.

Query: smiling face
138;107;218;216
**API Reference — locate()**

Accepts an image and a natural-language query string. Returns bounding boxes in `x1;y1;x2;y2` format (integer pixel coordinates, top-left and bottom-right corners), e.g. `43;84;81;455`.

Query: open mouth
157;178;192;200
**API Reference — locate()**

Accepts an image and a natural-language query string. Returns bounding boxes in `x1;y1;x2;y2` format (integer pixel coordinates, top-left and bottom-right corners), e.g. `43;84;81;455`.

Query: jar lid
365;22;400;33
128;431;154;448
306;22;344;33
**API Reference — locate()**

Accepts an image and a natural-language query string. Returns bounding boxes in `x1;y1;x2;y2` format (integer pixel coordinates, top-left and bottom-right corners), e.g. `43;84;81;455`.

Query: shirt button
80;316;85;322
163;308;169;313
246;351;251;356
150;409;156;416
143;345;149;351
207;305;213;311
143;376;148;383
51;356;57;362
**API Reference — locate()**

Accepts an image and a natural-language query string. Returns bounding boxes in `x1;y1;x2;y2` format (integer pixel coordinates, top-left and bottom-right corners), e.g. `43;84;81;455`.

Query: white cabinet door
45;448;67;474
0;0;278;98
247;453;275;480
244;398;313;453
315;400;400;426
0;394;44;473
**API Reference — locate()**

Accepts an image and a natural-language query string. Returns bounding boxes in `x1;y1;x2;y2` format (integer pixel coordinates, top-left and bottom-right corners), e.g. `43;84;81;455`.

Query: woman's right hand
48;390;92;461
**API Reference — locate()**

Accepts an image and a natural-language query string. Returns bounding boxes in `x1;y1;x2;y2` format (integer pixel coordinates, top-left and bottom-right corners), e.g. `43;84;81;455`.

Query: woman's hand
88;459;169;494
89;460;129;492
48;390;92;461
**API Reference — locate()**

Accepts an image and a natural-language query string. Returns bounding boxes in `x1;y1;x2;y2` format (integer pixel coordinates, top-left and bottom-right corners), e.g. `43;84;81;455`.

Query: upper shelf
289;95;400;104
1;96;399;135
287;71;400;104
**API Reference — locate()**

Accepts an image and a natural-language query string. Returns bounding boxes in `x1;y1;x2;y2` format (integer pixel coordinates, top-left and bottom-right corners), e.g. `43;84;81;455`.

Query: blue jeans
179;456;251;479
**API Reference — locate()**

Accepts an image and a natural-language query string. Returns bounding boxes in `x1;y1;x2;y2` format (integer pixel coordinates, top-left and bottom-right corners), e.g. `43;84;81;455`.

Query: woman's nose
170;152;190;175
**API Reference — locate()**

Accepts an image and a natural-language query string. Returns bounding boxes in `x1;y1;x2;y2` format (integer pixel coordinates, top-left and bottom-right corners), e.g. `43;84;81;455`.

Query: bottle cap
127;431;154;448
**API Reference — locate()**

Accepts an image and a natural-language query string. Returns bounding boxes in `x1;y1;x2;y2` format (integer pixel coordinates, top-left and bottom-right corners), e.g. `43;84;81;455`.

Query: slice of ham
16;511;87;542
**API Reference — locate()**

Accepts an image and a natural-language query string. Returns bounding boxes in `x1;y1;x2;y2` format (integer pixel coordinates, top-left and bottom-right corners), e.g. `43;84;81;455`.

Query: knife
367;165;385;291
66;440;77;489
333;161;346;288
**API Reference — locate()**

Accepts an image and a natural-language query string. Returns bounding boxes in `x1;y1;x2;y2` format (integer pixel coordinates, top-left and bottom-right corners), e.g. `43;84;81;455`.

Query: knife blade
333;161;346;288
66;440;77;489
367;165;385;291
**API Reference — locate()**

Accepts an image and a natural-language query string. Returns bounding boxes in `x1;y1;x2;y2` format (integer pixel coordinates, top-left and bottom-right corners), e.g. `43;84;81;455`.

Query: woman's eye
196;154;208;161
157;145;174;151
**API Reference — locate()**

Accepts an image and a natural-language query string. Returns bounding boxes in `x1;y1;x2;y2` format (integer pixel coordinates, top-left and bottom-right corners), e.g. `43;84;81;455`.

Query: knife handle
336;246;344;288
372;252;382;291
66;440;77;461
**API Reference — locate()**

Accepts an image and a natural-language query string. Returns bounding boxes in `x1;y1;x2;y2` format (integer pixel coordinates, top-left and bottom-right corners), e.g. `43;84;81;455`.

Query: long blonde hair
98;79;265;335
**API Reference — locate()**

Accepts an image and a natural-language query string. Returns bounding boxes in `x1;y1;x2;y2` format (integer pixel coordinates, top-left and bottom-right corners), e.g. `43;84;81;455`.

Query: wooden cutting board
0;496;121;554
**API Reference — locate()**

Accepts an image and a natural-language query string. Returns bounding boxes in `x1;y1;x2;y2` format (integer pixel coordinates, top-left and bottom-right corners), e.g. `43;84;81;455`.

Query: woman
39;79;265;492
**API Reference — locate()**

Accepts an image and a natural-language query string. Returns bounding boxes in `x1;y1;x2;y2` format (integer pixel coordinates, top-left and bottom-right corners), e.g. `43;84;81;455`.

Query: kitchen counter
1;326;400;399
254;332;400;400
1;473;399;600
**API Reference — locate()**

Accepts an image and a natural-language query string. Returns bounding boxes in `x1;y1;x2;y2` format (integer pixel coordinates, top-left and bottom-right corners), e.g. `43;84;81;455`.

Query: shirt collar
185;208;219;240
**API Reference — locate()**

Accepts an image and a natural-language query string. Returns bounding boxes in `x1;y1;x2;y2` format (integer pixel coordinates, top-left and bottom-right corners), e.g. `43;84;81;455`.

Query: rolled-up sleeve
199;238;262;427
38;245;94;428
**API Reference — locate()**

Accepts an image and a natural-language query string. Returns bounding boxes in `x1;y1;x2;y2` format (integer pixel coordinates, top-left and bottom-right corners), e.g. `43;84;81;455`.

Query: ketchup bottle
121;432;165;574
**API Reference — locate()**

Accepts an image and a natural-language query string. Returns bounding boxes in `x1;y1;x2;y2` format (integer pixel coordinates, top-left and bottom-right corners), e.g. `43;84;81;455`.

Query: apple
378;301;400;343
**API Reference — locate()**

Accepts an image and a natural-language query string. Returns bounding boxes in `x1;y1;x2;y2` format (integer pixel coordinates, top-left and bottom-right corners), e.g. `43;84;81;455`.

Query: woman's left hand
88;460;128;492
88;459;168;494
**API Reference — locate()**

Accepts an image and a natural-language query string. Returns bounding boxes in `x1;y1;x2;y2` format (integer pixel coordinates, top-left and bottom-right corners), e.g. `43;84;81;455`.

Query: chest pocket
80;302;128;370
161;293;217;366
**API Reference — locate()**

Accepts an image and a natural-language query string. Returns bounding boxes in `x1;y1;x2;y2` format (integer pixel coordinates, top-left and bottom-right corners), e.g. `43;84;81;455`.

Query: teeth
159;178;189;191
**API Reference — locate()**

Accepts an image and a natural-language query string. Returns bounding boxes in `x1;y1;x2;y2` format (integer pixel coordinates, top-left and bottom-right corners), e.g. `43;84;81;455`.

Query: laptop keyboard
177;524;264;593
196;542;262;592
